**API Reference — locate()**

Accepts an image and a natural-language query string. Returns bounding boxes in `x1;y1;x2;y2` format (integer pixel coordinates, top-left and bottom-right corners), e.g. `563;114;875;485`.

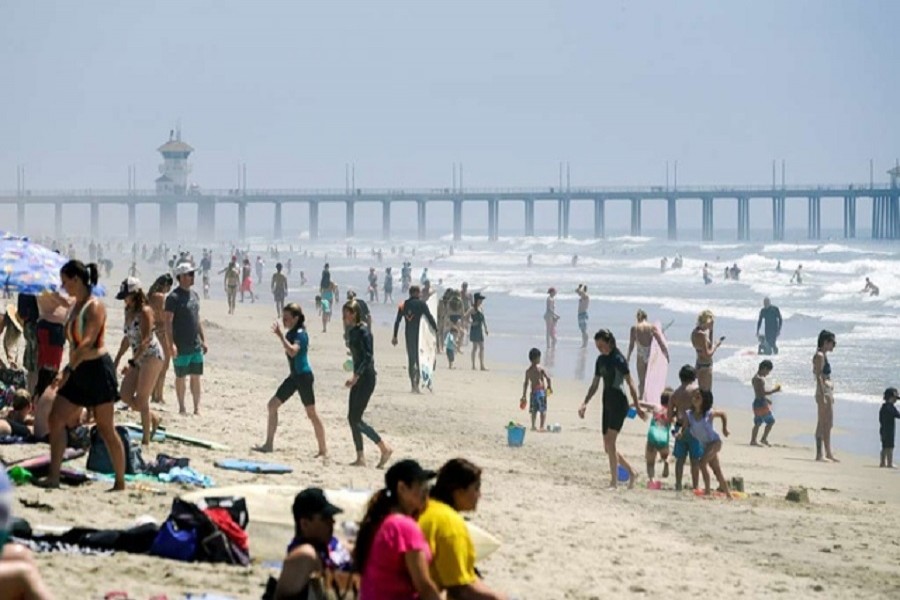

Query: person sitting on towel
274;488;343;599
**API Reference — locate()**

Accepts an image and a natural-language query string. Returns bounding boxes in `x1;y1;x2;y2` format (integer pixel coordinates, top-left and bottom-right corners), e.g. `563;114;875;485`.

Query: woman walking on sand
112;277;163;446
38;261;125;491
148;273;173;404
343;300;392;468
255;303;327;458
578;328;646;489
466;293;488;371
544;287;559;349
813;329;838;462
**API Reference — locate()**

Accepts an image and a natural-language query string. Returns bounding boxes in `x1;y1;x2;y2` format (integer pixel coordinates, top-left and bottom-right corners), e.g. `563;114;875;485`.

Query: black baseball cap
292;488;343;520
385;459;437;490
884;387;899;400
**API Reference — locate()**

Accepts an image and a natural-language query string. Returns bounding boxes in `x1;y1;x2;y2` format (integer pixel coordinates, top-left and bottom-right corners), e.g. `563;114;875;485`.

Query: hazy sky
2;1;898;236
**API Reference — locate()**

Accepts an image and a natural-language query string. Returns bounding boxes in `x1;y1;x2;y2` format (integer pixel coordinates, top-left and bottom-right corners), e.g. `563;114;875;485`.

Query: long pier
1;183;898;242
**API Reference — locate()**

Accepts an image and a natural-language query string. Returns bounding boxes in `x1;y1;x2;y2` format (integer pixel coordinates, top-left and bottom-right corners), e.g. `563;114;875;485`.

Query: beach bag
149;517;198;562
152;498;250;565
86;425;145;475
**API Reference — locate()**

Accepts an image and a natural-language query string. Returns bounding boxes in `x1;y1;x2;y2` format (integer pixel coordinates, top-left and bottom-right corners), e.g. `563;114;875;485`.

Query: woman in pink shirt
354;459;442;600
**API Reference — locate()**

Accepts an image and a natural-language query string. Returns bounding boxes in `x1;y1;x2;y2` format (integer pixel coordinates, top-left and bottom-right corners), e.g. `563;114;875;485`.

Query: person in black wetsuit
391;285;438;393
578;328;646;489
756;297;783;355
879;387;900;468
319;263;331;295
344;300;392;468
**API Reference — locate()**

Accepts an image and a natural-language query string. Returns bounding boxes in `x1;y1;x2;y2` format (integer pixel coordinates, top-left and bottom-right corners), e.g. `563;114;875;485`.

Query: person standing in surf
270;262;289;317
345;300;392;468
544;288;559;349
466;293;488;371
691;310;723;392
813;329;838;462
626;309;670;400
756;297;783;355
578;329;645;489
576;285;590;348
255;303;327;458
392;285;438;393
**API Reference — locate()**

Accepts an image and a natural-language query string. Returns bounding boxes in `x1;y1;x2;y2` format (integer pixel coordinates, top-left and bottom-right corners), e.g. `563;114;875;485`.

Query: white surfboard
641;321;669;406
181;485;502;562
418;293;438;392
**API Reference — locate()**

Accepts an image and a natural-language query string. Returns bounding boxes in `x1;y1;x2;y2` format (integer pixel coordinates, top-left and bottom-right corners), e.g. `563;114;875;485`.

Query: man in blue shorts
165;262;208;415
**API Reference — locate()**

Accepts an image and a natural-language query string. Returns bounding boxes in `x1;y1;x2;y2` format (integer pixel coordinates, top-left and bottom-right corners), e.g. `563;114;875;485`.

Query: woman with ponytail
38;261;126;491
355;459;441;600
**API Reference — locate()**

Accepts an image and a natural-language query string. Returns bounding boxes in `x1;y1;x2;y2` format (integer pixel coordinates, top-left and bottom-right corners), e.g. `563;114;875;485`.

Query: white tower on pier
156;129;194;195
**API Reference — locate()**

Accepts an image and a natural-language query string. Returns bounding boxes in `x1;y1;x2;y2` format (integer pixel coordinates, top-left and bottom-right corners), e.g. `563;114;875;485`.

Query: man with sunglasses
165;262;208;415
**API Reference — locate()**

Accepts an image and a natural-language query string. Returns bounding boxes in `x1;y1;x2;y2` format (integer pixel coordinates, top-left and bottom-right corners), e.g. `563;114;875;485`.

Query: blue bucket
617;465;630;482
507;426;526;447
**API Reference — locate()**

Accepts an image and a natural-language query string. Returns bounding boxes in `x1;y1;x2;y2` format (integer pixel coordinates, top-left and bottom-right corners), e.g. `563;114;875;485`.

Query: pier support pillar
345;200;354;238
159;202;177;242
488;199;499;241
90;202;100;240
54;203;64;241
524;199;535;237
772;196;785;241
382;201;391;240
557;198;570;238
273;202;282;240
702;197;714;241
417;200;426;240
238;202;247;241
630;198;642;237
452;199;462;241
807;197;821;240
737;197;750;240
843;196;856;239
127;203;137;240
594;198;605;239
891;194;900;240
308;202;318;241
16;202;25;236
198;201;216;243
667;197;677;240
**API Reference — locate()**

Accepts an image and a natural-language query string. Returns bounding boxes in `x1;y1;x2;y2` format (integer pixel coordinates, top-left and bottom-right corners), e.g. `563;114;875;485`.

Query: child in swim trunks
520;348;552;431
750;359;781;446
642;388;672;486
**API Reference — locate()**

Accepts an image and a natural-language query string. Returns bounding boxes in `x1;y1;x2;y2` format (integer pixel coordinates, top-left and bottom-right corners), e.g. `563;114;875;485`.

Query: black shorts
882;434;895;450
58;354;120;408
275;372;315;406
602;392;629;434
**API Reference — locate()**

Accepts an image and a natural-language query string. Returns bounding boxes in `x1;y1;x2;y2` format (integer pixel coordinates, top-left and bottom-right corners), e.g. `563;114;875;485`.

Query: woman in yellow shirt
417;459;506;600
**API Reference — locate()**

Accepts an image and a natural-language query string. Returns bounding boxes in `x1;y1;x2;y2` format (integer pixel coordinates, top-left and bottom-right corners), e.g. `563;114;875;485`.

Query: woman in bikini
466;293;488;371
544;287;559;349
691;310;723;392
813;329;838;462
113;277;163;446
39;261;125;491
626;309;670;400
148;274;173;404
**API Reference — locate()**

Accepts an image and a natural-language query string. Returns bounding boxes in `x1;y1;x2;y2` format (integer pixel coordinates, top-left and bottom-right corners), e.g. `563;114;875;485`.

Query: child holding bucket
520;347;553;431
684;389;731;498
641;388;672;488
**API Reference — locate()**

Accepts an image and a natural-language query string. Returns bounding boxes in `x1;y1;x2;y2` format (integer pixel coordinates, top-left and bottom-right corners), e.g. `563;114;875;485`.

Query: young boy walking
667;364;701;491
520;348;553;431
750;359;781;446
880;387;900;468
444;327;459;369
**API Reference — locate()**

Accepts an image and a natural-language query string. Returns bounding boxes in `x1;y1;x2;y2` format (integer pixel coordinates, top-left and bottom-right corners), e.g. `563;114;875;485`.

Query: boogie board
418;293;438;392
181;484;502;563
641;321;669;406
121;422;229;451
214;459;293;474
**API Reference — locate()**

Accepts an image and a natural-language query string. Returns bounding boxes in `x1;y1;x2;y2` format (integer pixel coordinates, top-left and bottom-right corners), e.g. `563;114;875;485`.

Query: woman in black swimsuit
578;329;646;489
466;293;488;371
813;329;838;462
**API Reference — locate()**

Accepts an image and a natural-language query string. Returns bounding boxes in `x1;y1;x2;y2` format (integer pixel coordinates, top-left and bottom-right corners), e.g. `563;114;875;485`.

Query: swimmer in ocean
862;277;880;297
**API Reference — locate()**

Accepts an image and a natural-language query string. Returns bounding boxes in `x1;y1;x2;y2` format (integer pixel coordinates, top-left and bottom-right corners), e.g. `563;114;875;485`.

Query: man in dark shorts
756;297;783;355
164;262;207;415
392;285;437;393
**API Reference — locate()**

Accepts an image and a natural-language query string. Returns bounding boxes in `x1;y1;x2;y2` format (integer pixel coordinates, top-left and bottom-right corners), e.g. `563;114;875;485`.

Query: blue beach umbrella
0;236;69;294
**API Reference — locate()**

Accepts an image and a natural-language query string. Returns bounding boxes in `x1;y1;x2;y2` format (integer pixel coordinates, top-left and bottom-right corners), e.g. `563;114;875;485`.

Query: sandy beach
3;276;900;600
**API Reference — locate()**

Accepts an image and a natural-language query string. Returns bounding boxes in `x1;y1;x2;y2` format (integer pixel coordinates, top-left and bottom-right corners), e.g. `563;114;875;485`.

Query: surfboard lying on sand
181;484;502;562
418;293;438;392
7;447;85;470
121;423;229;451
214;459;293;474
641;321;669;406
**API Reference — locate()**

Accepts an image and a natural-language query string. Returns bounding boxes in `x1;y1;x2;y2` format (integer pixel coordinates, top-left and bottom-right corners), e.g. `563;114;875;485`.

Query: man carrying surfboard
392;285;438;393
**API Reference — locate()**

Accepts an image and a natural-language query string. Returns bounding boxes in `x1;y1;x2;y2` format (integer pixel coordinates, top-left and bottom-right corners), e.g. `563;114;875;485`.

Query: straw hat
4;305;23;333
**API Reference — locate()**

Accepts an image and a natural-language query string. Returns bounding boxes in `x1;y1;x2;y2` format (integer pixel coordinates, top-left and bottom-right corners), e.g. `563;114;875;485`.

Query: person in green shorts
164;262;208;415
